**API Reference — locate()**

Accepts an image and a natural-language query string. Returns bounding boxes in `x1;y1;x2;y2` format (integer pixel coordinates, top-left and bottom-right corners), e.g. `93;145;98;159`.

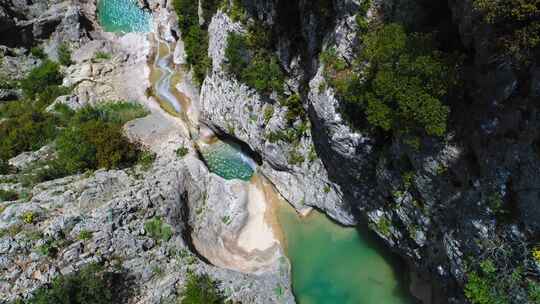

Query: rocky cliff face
2;0;540;303
197;0;540;303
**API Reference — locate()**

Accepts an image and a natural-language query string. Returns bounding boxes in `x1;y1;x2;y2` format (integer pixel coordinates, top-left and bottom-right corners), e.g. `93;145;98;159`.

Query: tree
20;60;63;98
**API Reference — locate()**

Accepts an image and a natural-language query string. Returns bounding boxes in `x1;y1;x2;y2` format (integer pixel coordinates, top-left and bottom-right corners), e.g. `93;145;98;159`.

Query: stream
98;2;415;303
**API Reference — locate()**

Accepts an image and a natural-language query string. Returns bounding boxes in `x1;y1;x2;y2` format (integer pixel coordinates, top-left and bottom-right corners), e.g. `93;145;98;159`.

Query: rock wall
196;0;540;303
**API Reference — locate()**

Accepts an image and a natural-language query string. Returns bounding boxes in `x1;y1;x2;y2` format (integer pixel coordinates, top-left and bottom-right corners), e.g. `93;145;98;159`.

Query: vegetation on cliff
473;0;540;64
322;23;460;138
180;273;227;304
224;30;285;95
13;263;126;304
173;0;219;84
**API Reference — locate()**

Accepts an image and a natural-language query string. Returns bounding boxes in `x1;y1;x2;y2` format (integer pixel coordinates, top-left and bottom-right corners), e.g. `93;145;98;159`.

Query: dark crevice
179;191;212;265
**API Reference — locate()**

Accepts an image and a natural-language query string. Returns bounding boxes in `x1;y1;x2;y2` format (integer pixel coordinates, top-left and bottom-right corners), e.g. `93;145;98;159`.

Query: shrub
144;217;173;242
58;43;72;66
30;47;47;59
280;94;305;124
23;263;118;304
464;260;510;304
0;159;10;175
56;119;139;173
0;189;18;202
173;0;214;84
176;147;189;157
473;0;540;64
529;280;540;303
533;246;540;264
78;230;93;241
0;108;57;161
20;60;63;98
326;23;458;137
137;151;156;170
224;30;285;95
94;51;111;61
180;273;226;304
263;105;274;124
54;102;147;174
21;211;37;224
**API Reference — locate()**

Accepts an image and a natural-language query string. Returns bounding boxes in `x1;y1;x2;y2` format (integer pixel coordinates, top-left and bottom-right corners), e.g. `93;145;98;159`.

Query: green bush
94;51;111;61
326;23;458;137
473;0;540;64
56;119;139;174
180;273;226;304
58;43;72;66
78;230;93;241
0;159;10;175
465;259;509;304
224;31;285;95
0;107;58;161
137;151;156;170
30;47;47;59
54;102;147;175
144;217;173;242
22;263;118;304
176;147;189;157
173;0;214;84
0;189;18;202
20;60;63;98
280;94;305;124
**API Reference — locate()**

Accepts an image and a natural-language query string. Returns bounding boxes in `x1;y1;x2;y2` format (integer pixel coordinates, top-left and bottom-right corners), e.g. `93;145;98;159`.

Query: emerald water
278;205;415;304
97;0;152;33
200;142;255;181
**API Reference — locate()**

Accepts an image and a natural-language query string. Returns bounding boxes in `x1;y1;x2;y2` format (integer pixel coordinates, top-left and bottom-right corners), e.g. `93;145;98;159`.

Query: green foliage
144;217;173;242
56;119;138;174
0;159;10;175
30;47;47;59
176;146;189;157
78;230;93;241
325;24;458;137
224;30;285;95
464;259;515;304
288;149;305;166
529;280;540;303
180;273;226;304
22;263;117;304
38;237;67;258
0;189;18;202
20;60;63;98
227;0;248;23
0;224;23;238
21;211;38;224
173;0;214;84
473;0;540;64
0;106;57;162
54;102;147;175
94;51;111;61
58;43;72;66
137;151;156;170
280;94;305;124
263;105;274;124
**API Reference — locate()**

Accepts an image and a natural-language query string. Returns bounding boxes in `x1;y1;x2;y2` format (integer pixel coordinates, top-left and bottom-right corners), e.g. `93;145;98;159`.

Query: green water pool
97;0;152;33
201;142;255;181
278;205;415;304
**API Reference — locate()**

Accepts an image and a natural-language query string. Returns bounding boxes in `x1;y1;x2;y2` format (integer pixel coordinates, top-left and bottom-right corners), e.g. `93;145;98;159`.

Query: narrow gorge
1;0;539;304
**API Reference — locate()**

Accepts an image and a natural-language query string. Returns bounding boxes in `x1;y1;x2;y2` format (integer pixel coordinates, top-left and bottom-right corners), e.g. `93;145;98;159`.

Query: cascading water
96;4;415;303
153;42;183;114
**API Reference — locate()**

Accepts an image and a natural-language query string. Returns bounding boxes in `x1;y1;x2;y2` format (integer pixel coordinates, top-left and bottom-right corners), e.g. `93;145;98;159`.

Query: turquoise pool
97;0;152;33
201;141;256;181
278;205;415;304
